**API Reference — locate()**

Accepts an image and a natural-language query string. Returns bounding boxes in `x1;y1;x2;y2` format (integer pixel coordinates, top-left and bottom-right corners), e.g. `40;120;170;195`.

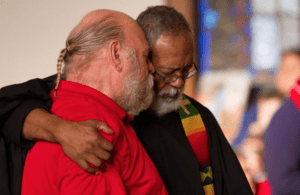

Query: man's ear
109;40;123;72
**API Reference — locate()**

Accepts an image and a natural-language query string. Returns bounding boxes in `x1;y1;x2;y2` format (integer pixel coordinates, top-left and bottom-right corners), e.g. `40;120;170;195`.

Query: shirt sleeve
0;75;55;147
22;141;127;195
22;94;128;195
59;148;127;195
264;99;300;194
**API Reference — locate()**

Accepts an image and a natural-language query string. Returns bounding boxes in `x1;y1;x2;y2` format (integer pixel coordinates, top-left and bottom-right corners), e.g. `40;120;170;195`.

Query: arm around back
0;75;55;147
0;75;114;172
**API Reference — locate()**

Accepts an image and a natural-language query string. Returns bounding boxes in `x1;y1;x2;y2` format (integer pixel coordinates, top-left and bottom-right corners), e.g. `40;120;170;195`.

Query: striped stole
179;96;215;195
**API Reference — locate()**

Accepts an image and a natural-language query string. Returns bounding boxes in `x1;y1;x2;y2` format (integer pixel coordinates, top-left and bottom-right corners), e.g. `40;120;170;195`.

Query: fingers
96;148;111;161
60;119;114;173
86;154;103;167
77;157;107;174
96;121;114;134
77;159;99;174
97;135;114;152
77;134;112;162
78;119;114;152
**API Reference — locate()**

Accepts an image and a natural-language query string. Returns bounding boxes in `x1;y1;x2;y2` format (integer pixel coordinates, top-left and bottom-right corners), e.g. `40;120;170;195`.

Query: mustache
158;87;183;97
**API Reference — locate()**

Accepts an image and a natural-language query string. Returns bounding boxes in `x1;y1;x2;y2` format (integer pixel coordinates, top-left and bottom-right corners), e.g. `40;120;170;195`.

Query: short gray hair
136;5;192;48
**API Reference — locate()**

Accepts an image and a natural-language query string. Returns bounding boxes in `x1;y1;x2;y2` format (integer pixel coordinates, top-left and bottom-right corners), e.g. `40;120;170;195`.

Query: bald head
58;9;148;78
62;10;126;75
67;10;136;42
54;9;154;115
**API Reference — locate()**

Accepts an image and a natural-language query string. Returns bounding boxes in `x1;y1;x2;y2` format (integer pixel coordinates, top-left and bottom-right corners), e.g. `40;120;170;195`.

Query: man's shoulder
273;98;300;122
184;94;213;116
266;98;300;135
0;74;56;93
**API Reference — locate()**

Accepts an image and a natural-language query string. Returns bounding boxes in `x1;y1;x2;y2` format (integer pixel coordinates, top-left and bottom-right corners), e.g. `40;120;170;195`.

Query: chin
149;92;183;116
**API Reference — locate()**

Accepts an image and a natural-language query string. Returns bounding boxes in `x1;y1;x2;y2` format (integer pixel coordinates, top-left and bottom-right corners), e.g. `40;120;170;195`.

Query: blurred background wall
0;0;165;88
195;0;300;141
194;1;300;192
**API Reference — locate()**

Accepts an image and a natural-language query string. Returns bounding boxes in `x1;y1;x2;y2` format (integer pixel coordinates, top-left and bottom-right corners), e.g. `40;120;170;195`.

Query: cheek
135;65;149;82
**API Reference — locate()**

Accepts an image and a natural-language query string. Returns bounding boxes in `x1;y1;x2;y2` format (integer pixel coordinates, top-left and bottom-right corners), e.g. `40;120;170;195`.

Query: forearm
22;107;114;173
22;108;63;142
0;76;55;145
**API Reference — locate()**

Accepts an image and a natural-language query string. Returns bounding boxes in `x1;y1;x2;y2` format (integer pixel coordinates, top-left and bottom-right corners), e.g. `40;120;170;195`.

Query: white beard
123;73;154;116
115;47;155;116
149;87;184;116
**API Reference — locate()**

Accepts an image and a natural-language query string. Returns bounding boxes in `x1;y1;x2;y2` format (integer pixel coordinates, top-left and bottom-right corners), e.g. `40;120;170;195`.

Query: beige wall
0;0;164;88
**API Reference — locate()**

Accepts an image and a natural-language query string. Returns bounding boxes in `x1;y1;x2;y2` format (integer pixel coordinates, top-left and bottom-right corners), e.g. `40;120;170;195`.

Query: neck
66;61;115;99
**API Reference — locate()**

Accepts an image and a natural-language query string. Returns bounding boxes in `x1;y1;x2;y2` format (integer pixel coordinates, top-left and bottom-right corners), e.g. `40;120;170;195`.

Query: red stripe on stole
187;129;210;165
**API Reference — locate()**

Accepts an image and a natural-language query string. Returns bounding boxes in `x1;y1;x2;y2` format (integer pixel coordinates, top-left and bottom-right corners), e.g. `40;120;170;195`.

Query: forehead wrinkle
157;61;194;70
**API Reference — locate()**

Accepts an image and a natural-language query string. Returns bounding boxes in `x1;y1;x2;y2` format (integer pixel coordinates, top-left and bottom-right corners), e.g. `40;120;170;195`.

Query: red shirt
255;180;272;195
22;81;168;195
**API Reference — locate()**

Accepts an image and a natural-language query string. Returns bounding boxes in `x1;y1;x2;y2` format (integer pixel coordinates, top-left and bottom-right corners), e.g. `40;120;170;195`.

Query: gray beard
116;72;154;116
149;87;183;116
115;51;155;117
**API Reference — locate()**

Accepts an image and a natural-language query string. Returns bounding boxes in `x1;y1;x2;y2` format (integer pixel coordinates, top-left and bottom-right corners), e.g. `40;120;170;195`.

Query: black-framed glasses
154;62;198;83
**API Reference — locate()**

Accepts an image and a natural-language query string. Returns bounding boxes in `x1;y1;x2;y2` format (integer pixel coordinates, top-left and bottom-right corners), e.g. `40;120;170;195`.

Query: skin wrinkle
148;33;194;116
135;6;195;116
116;47;154;116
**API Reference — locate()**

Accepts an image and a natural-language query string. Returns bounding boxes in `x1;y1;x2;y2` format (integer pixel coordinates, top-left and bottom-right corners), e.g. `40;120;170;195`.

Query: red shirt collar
51;80;133;123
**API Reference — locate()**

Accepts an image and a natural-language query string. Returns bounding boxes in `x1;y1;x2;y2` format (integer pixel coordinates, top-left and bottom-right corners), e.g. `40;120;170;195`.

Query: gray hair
54;15;125;93
136;5;192;48
281;46;300;58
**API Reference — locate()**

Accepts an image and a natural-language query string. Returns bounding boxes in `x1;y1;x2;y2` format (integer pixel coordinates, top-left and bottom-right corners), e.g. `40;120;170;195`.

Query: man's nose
169;76;185;89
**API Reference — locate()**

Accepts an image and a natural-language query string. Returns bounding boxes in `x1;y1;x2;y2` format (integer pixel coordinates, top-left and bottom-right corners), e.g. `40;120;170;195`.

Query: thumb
96;121;114;134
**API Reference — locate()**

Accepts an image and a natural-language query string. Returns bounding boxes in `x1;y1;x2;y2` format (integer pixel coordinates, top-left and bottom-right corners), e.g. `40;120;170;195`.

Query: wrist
23;108;58;142
47;113;67;143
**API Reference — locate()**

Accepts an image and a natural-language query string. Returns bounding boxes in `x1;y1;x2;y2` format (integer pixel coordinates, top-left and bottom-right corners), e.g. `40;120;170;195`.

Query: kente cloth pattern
179;95;215;195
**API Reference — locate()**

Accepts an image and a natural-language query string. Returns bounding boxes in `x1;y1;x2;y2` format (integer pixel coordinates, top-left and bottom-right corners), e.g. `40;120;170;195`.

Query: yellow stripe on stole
203;184;215;195
181;114;205;136
200;166;213;182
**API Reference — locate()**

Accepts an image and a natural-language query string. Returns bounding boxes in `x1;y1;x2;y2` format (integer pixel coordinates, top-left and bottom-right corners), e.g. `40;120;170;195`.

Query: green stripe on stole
179;95;215;195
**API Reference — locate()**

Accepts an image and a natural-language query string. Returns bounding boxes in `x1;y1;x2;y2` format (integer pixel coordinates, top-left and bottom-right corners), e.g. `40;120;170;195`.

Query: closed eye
183;63;193;71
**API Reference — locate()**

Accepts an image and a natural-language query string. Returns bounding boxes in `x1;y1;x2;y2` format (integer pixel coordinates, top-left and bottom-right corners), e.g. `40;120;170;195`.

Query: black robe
0;75;253;195
0;75;55;195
